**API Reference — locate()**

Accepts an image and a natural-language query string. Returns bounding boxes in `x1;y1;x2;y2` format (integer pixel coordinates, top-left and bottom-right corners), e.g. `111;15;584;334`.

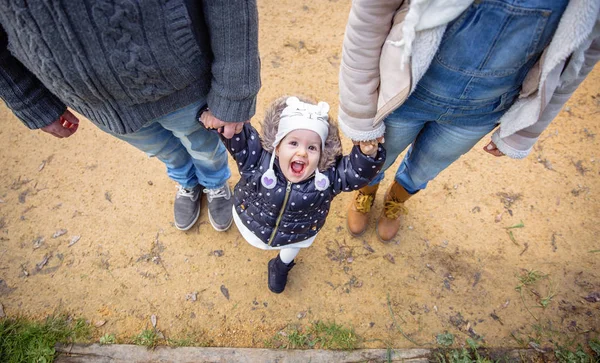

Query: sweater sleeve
493;29;600;159
0;25;66;129
201;0;261;123
330;144;386;195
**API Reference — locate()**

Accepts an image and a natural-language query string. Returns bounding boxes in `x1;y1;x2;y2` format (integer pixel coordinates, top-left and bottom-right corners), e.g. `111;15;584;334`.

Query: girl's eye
309;145;318;151
289;141;297;146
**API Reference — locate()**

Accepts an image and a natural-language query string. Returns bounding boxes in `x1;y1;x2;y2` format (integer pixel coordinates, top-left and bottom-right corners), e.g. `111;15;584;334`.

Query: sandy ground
0;0;598;351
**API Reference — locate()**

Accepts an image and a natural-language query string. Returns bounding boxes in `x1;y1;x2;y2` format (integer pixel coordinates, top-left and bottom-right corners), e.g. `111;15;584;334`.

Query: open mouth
291;161;306;175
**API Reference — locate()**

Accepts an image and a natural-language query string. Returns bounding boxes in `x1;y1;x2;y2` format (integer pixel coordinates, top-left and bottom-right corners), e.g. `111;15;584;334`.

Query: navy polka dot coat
222;123;385;248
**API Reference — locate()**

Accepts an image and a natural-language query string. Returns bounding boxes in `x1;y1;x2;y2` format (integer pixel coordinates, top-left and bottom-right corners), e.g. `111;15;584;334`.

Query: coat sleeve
219;123;265;174
0;25;66;129
330;144;386;195
492;28;600;159
338;0;404;141
201;0;261;123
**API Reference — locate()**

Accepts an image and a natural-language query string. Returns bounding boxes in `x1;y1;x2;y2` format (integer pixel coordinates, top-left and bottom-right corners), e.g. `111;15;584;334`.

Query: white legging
279;248;300;264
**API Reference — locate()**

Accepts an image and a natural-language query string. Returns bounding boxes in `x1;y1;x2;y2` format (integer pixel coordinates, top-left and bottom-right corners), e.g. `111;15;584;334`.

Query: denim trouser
102;101;230;189
370;0;568;194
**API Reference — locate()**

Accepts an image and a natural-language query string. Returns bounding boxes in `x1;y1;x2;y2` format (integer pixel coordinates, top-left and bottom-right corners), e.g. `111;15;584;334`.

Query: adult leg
347;99;432;236
157;101;233;231
105;112;205;230
395;121;499;193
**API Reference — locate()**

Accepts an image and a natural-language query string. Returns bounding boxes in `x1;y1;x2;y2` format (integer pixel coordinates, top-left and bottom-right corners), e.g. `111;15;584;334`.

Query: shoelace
384;199;408;219
354;192;375;213
203;186;229;202
176;185;197;199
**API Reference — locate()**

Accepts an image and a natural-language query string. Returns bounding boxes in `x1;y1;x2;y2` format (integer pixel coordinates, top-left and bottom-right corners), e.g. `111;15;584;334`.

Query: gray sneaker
204;185;233;232
174;184;202;231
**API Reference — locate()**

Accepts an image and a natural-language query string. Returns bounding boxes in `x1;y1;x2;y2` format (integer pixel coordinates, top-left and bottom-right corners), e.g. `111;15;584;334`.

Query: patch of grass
554;338;600;363
516;269;546;287
539;283;557;308
505;220;525;229
590;338;600;356
99;333;116;345
555;344;592;362
266;321;358;350
0;315;90;363
132;329;158;347
167;337;195;347
437;332;455;347
435;339;494;363
164;330;203;347
515;269;552;320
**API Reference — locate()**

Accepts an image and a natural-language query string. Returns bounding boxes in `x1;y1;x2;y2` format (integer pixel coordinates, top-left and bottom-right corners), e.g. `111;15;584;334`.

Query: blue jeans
370;0;567;194
102;101;230;189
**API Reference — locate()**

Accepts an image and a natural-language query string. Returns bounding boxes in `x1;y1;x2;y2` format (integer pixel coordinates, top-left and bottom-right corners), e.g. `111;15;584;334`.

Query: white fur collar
498;0;600;138
540;0;600;83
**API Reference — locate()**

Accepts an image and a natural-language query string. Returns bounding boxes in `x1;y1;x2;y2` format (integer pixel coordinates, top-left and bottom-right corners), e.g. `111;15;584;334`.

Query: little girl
202;96;385;293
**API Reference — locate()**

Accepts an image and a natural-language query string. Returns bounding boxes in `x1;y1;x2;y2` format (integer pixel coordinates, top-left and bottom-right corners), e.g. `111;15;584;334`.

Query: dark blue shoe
268;255;296;294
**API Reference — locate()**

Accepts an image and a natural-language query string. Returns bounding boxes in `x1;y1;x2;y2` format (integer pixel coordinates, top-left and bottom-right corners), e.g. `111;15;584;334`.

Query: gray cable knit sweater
0;0;260;135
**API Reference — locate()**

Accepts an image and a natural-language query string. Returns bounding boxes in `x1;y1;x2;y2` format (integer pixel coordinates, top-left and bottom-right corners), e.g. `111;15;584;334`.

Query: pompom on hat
261;97;331;190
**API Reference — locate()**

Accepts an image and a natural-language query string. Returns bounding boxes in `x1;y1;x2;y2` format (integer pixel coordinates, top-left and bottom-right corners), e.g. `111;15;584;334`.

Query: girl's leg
268;247;300;294
279;248;300;264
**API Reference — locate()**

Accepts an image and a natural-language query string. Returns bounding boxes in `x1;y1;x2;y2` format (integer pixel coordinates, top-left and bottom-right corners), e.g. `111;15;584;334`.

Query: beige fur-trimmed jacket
338;0;600;159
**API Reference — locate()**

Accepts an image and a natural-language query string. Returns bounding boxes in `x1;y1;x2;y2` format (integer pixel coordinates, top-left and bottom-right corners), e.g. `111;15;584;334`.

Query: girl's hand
359;140;378;157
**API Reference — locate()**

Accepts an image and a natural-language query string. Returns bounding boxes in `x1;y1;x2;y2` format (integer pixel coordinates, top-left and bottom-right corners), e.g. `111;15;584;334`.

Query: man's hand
41;110;79;138
483;140;504;157
199;109;246;139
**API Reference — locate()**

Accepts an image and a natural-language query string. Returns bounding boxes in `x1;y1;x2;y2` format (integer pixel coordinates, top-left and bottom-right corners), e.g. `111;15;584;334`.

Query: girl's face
276;129;321;183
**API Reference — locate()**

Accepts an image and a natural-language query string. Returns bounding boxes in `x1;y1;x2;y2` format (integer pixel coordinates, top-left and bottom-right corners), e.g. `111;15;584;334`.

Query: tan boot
376;182;412;242
347;184;379;237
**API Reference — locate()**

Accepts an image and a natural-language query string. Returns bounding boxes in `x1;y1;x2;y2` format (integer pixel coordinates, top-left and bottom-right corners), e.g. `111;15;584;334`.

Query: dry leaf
32;236;44;250
150;314;157;328
94;320;106;327
220;285;230;300
68;235;81;247
362;241;375;253
52;229;67;238
383;253;395;264
36;254;50;270
584;292;600;303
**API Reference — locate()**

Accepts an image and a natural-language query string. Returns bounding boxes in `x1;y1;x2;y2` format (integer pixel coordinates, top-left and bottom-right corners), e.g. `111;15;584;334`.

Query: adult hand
483;140;504;157
41;110;79;138
199;109;246;139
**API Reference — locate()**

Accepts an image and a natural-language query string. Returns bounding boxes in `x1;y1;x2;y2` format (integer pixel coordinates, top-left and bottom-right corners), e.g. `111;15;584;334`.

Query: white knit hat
261;97;331;191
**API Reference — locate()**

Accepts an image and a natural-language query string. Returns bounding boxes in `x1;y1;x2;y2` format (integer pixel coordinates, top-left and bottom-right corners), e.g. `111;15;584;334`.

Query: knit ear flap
314;168;330;191
261;153;278;189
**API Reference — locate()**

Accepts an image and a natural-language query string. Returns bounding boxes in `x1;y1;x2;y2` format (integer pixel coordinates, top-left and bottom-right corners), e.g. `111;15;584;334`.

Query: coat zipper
268;181;292;246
